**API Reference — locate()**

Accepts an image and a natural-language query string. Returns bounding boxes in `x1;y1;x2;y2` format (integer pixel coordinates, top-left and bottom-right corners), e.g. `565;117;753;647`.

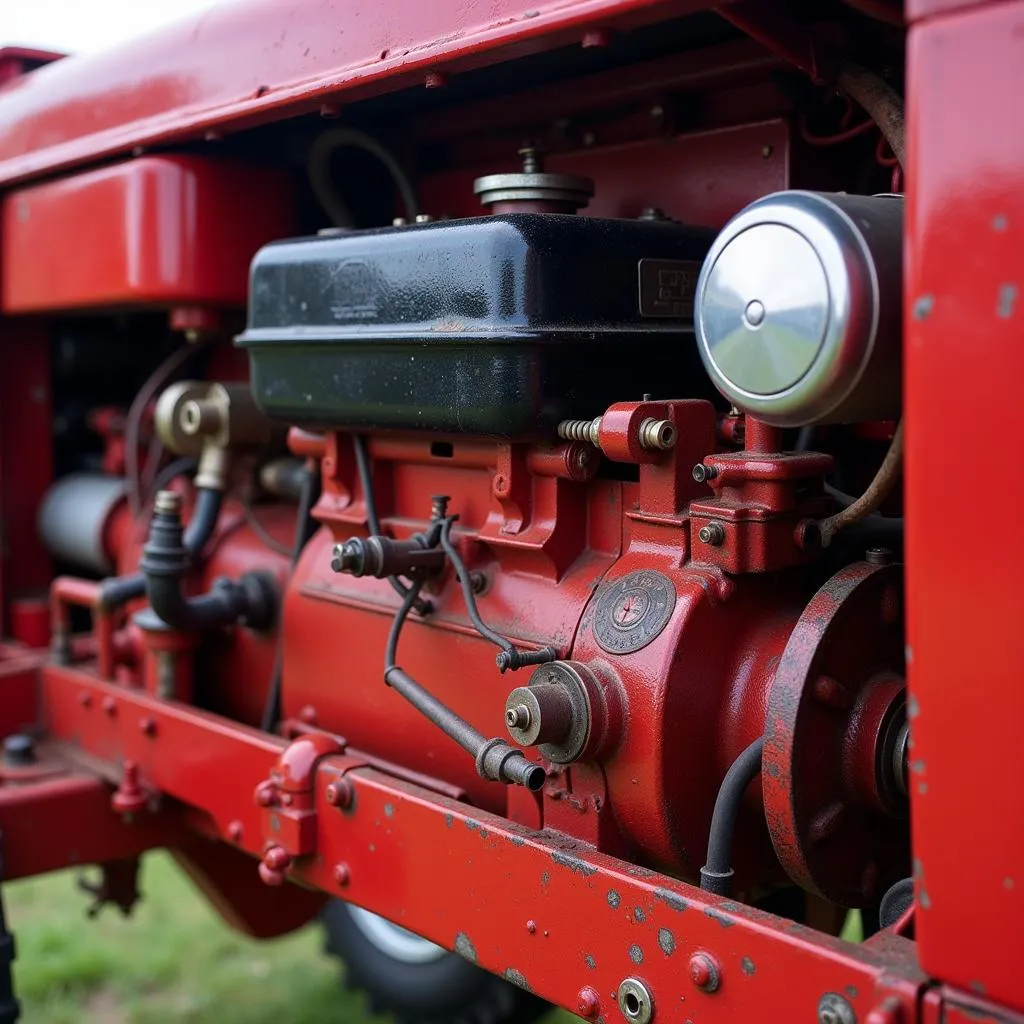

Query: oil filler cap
694;191;903;427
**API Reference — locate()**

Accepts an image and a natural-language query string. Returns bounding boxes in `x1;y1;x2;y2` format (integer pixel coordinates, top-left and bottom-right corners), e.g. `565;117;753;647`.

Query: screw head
689;951;721;992
333;862;351;887
139;717;157;737
226;820;243;842
577;987;601;1018
254;782;277;807
325;778;354;809
692;463;718;484
102;696;117;716
505;704;532;730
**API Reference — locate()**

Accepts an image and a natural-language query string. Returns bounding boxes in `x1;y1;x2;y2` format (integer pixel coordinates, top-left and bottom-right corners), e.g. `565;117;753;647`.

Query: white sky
1;0;219;54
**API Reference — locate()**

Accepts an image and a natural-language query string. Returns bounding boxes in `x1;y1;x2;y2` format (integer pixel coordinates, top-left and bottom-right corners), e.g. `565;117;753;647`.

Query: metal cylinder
694;191;903;426
38;473;127;575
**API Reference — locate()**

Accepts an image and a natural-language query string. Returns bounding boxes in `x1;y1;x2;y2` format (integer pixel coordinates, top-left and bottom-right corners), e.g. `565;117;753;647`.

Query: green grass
7;853;575;1023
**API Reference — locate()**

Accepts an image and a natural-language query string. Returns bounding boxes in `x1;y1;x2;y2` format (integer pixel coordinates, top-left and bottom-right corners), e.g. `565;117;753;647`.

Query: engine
0;5;945;1019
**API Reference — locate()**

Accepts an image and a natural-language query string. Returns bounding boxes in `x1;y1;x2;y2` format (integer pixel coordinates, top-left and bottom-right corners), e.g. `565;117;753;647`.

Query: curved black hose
308;128;420;228
700;737;765;897
382;577;544;790
98;487;224;611
352;435;430;613
261;465;322;733
438;517;556;673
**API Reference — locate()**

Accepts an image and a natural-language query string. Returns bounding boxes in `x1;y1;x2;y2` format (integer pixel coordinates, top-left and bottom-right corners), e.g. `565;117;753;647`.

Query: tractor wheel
322;900;550;1024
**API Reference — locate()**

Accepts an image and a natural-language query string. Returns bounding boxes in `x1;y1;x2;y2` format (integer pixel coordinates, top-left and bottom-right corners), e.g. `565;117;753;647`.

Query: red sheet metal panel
906;2;1024;1010
0;0;709;189
1;156;295;312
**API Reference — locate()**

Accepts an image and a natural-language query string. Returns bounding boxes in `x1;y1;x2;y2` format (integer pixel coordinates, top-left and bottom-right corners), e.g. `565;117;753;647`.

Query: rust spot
654;888;688;912
384;803;394;818
607;889;621;909
585;953;597;970
741;956;756;975
455;932;477;962
505;968;531;991
999;284;1019;318
540;871;550;888
509;835;525;847
633;907;646;923
444;814;454;828
704;907;736;928
552;851;598;876
658;928;675;956
628;944;644;965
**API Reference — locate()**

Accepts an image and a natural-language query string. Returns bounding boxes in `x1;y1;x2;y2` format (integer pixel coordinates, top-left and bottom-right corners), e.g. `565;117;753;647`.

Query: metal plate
593;570;675;654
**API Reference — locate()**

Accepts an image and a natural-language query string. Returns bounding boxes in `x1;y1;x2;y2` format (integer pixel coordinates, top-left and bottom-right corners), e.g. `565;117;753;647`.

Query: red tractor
0;1;1018;1021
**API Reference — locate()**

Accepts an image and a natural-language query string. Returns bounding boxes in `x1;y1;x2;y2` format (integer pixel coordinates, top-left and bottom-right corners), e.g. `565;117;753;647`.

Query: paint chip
628;944;644;964
455;932;477;962
658;928;676;957
998;283;1019;318
912;294;934;320
742;957;756;976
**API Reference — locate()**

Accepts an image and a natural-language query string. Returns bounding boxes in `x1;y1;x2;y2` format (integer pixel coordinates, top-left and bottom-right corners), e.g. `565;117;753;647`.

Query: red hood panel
0;0;681;187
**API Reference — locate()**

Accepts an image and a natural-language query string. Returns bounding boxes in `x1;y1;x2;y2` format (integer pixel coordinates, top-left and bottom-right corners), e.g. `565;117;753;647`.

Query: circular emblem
593;571;676;655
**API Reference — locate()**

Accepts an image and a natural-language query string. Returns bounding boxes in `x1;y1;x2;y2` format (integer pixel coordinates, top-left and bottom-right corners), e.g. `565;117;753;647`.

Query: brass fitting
154;380;274;491
556;415;676;452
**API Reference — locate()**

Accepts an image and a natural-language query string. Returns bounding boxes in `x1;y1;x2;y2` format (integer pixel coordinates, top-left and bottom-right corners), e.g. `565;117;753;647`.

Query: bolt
392;217;407;227
414;213;434;223
254;781;277;807
430;494;451;520
581;27;612;48
102;696;117;716
469;570;488;595
818;994;858;1024
506;704;533;730
762;143;774;158
698;522;726;546
866;547;893;565
153;490;182;516
639;207;668;221
298;704;318;725
526;920;537;934
424;71;448;89
258;845;292;886
333;862;351;887
139;717;157;737
577;986;601;1018
689;951;721;992
226;820;243;842
518;145;542;173
692;463;718;484
325;778;355;809
638;417;677;450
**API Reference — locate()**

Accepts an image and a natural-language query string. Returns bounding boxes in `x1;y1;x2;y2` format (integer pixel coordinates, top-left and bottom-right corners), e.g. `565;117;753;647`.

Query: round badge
593;571;676;655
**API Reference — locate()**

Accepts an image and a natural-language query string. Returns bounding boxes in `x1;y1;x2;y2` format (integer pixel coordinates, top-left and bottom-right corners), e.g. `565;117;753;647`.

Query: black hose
438;517;556;673
382;576;544;790
352;435;430;613
140;497;276;633
700;737;765;897
98;487;225;611
260;465;322;733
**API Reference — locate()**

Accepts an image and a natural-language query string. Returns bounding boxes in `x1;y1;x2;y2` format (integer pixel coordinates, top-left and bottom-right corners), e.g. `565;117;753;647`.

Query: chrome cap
695;191;900;427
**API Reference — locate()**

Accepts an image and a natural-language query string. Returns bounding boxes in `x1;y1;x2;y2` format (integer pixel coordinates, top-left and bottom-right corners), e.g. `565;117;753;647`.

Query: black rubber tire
322;900;550;1024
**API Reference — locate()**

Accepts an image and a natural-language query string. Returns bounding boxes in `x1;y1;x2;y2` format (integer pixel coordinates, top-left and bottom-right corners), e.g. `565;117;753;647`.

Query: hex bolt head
692;463;718;483
325;778;355;809
698;522;726;546
689;951;721;992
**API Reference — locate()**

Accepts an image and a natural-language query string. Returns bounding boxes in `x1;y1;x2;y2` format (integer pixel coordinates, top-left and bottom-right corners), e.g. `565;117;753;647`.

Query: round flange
593;571;676;655
764;561;909;907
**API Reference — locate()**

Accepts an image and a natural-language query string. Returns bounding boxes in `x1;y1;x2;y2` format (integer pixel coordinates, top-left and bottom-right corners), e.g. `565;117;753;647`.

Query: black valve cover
238;213;715;439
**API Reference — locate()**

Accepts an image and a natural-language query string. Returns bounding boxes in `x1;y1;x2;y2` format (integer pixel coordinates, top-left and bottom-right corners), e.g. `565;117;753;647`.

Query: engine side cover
238;214;715;438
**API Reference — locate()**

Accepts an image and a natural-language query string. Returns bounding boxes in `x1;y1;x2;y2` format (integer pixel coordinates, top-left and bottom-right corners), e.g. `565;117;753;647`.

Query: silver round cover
695;191;903;426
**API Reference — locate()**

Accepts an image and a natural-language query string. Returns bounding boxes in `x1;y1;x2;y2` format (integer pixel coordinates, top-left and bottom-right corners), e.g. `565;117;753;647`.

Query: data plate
593;571;676;655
